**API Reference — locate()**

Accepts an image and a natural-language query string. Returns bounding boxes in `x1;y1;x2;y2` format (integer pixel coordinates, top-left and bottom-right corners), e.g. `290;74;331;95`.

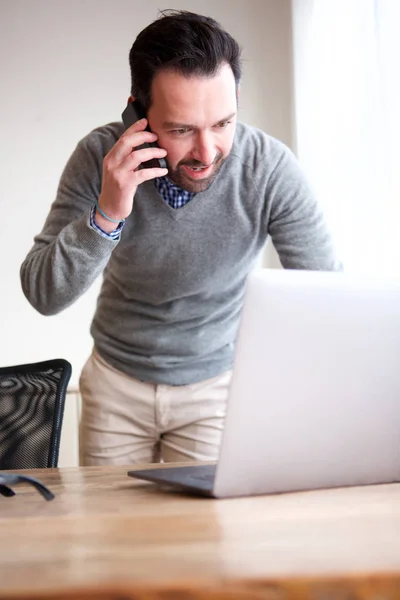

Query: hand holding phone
94;103;168;231
121;101;167;170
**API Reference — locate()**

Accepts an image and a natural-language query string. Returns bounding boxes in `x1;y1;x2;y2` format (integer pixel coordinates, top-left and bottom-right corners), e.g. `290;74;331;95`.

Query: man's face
147;63;238;193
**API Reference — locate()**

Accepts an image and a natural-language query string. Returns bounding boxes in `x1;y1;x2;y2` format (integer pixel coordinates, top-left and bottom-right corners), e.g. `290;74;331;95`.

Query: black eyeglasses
0;473;54;501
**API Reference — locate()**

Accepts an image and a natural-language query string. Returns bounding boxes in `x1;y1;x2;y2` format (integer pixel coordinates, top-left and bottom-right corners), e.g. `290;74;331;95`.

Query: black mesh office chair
0;359;72;470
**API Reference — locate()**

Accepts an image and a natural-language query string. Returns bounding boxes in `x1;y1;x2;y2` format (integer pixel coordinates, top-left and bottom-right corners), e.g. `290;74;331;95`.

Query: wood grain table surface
1;464;400;599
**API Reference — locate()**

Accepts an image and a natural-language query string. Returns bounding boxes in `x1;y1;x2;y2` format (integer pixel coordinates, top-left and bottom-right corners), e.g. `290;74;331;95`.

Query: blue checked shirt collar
154;177;195;209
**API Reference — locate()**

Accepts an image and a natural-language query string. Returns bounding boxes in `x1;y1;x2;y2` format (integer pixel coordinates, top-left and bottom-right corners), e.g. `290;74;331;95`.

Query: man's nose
192;131;216;166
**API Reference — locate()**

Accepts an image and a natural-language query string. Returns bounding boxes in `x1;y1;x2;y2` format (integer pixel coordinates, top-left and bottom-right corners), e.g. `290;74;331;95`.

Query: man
20;11;341;466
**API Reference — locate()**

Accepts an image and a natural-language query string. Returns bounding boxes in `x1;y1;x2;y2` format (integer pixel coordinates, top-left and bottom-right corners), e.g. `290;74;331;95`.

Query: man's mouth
181;164;214;179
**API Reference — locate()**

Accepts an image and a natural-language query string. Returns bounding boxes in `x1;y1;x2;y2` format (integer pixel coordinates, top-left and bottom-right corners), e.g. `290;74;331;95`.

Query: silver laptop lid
213;269;400;498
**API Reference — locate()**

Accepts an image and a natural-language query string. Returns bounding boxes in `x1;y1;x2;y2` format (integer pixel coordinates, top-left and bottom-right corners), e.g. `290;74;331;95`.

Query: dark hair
129;10;242;109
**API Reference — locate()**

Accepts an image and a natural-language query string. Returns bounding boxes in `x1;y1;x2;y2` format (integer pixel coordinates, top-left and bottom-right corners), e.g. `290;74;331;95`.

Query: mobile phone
121;101;167;170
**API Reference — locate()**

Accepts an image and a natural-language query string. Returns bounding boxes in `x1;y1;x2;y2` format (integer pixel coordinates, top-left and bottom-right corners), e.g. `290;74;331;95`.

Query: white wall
0;0;292;387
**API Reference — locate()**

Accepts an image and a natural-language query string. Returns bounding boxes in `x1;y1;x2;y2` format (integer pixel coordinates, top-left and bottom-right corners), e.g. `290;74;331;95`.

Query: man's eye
172;128;190;135
215;121;231;129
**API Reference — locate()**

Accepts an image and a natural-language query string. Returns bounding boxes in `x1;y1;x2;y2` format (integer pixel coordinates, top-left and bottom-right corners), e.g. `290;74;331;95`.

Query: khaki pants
79;349;232;466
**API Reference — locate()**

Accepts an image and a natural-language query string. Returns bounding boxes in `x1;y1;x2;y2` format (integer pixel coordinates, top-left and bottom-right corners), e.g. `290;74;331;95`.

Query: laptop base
128;463;217;497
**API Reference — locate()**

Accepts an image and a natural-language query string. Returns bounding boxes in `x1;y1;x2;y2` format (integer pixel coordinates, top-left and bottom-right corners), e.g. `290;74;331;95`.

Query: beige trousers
79;349;232;466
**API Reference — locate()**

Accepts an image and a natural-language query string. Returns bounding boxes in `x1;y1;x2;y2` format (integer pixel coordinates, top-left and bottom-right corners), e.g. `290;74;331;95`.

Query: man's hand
95;118;168;232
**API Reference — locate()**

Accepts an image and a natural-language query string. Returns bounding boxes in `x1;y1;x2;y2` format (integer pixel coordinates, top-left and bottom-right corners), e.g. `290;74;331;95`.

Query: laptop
128;268;400;498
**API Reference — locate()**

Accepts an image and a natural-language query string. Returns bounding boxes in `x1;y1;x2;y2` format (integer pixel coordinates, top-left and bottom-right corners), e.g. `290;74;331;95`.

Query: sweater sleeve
20;131;119;316
266;145;342;271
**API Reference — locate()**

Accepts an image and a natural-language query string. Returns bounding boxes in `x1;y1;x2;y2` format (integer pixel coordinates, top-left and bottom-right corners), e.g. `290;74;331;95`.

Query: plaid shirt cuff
89;206;125;241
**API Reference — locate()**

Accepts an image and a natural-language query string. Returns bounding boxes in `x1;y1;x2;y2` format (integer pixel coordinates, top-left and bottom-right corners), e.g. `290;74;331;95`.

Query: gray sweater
20;121;341;385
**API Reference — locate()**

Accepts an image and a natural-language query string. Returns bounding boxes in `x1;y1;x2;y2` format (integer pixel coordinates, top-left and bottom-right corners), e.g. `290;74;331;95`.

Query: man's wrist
94;207;122;233
89;206;125;240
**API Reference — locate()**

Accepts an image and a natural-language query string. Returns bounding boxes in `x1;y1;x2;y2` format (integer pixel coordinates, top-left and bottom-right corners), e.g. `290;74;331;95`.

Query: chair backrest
0;359;72;469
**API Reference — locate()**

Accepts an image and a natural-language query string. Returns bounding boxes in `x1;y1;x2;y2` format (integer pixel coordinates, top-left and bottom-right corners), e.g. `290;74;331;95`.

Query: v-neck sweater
20;121;341;384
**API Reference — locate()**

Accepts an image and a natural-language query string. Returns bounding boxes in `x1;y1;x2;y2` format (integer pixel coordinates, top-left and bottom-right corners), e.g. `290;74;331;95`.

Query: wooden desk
1;465;400;599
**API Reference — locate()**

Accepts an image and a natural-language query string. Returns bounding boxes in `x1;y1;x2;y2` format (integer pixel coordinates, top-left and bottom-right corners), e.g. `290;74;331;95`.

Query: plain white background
0;0;292;385
292;0;400;276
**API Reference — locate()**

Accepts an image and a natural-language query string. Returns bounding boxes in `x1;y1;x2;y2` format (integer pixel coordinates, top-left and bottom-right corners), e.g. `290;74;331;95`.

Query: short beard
166;152;226;193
